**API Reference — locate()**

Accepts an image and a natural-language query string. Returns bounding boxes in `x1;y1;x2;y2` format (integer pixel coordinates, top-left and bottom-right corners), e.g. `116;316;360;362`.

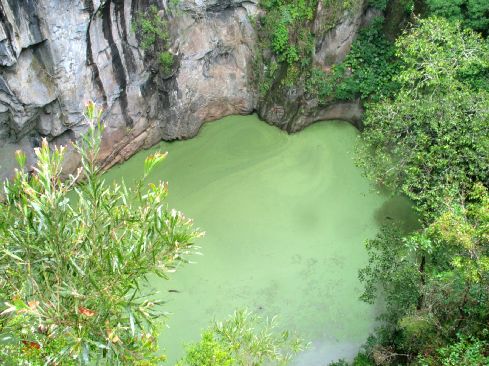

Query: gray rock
0;0;370;181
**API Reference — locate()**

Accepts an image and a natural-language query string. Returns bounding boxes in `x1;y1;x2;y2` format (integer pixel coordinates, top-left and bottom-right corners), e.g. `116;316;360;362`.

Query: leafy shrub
132;5;169;50
368;0;388;11
358;17;489;217
395;17;489;94
0;102;202;365
328;353;375;366
255;0;317;92
133;5;177;77
179;331;234;366
437;336;489;366
352;353;375;365
357;17;489;365
159;51;174;74
341;17;400;100
177;310;307;366
305;17;400;103
260;0;316;66
416;335;489;365
426;0;489;35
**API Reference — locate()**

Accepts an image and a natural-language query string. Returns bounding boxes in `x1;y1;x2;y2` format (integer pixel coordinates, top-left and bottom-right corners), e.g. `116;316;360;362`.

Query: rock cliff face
0;0;372;180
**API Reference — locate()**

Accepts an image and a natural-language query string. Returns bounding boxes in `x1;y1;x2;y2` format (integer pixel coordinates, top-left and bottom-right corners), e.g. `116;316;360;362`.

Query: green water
104;115;416;365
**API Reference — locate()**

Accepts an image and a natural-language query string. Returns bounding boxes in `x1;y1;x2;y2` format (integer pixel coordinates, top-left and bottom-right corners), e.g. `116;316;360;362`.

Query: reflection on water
104;115;416;365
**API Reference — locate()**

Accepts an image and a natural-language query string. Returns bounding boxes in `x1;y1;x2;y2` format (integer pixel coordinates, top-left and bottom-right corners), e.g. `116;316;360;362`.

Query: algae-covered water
104;115;416;365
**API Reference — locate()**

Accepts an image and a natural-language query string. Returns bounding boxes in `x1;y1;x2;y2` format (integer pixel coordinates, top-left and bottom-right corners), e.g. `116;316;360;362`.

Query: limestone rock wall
257;0;371;133
0;0;373;180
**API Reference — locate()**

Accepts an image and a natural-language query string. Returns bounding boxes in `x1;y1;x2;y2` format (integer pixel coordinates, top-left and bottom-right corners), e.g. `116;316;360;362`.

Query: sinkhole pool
103;115;417;365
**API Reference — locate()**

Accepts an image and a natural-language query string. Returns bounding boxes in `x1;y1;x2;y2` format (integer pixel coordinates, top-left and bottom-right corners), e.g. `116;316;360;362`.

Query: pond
103;115;417;365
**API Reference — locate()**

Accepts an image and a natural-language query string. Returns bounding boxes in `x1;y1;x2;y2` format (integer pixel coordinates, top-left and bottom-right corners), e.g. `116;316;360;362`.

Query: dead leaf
78;306;96;317
22;340;41;349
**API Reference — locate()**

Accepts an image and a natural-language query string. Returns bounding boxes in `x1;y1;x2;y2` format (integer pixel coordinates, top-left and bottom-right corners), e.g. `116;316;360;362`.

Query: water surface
104;115;416;365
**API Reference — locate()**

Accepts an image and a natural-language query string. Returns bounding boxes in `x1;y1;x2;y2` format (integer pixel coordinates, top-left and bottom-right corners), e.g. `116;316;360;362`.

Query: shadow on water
374;195;420;234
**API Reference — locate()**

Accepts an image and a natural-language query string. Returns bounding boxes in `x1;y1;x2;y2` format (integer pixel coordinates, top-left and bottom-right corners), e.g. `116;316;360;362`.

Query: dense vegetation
305;17;401;103
425;0;489;35
254;0;412;111
358;17;489;217
254;0;385;99
350;15;489;366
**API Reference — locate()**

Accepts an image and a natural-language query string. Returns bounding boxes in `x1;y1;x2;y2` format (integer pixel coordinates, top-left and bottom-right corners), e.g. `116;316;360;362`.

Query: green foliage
359;184;489;362
132;5;169;50
177;310;307;366
260;0;316;66
368;0;388;11
255;0;367;96
133;5;176;76
159;51;174;74
395;17;489;94
359;88;489;217
304;68;334;100
306;17;400;103
342;19;398;99
426;0;489;35
438;337;489;365
254;0;317;93
0;102;202;365
341;18;400;100
351;353;375;365
328;353;375;366
321;0;362;31
168;0;181;14
178;331;234;366
358;225;421;320
357;16;489;364
357;17;489;218
416;335;489;365
425;0;464;22
398;313;439;354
